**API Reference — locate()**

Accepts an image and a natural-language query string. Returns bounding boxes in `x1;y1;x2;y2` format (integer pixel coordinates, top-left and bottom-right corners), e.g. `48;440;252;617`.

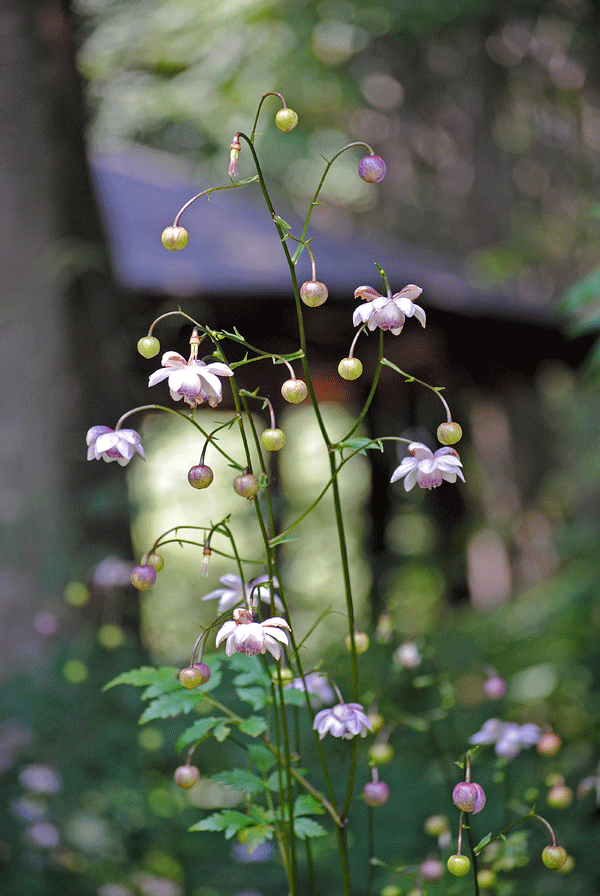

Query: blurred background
1;0;600;893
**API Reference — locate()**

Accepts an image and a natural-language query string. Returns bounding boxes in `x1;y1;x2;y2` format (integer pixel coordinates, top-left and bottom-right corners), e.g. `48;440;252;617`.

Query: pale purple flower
148;351;233;408
469;718;541;759
287;672;335;707
86;426;145;466
202;574;283;613
313;701;372;740
215;608;291;660
391;442;465;491
393;640;422;669
353;284;426;335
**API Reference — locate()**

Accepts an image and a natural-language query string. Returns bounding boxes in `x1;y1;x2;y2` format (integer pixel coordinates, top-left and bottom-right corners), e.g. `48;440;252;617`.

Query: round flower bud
423;814;449;837
188;464;214;489
161;225;189;251
380;887;401;896
537;731;562;756
281;378;307;403
477;869;497;889
420;858;444;881
546;784;573;809
300;280;328;307
452;782;486;814
368;743;394;765
261;428;286;451
137;335;160;358
179;663;211;689
557;854;574;874
345;631;369;654
130;565;157;591
174;764;200;789
542;845;567;870
367;712;384;734
142;552;165;572
275;108;299;132
338;357;363;380
234;472;260;499
358;154;387;183
271;667;294;685
362;780;390;807
437;421;463;445
482;675;507;699
447;854;470;877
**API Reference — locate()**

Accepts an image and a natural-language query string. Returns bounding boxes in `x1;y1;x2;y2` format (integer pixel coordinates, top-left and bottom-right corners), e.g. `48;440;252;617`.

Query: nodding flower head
86;426;145;466
313;701;373;740
352;284;426;335
391;442;465;491
148;351;233;408
215;608;291;660
201;574;283;614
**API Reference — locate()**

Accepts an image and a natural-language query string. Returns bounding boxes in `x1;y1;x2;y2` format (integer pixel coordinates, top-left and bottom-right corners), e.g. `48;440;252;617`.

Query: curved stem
381;358;453;422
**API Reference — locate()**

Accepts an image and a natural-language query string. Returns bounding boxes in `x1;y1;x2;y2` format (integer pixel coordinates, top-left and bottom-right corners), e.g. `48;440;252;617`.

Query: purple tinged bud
452;781;486;814
358;154;387;183
362;780;390;807
130;565;157;591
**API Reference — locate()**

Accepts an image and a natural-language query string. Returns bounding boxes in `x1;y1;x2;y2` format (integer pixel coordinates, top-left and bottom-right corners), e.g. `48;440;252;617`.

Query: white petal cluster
391;442;464;491
313;701;372;740
469;718;541;759
201;574;283;613
86;426;146;466
148;351;233;408
215;608;290;660
352;284;426;335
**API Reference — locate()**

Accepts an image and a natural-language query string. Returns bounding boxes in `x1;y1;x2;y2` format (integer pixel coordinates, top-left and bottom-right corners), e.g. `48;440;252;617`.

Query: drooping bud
345;631;369;654
338;358;363;380
362;780;390;807
300;280;328;307
447;855;470;877
452;781;486;814
233;472;260;499
161;225;189;251
275;108;298;131
130;565;157;591
179;663;211;689
281;378;308;403
358;154;386;183
541;845;567;870
174;765;200;789
188;465;214;489
143;552;165;572
437;421;463;445
261;428;286;451
137;335;160;358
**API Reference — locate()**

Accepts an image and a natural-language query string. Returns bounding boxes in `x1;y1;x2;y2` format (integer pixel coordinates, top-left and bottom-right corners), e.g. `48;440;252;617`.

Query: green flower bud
275;108;298;131
137;335;160;358
161;225;189;250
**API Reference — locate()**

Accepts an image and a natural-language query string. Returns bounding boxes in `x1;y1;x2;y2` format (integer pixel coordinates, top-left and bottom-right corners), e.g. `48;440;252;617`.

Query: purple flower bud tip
358;154;387;183
452;781;486;814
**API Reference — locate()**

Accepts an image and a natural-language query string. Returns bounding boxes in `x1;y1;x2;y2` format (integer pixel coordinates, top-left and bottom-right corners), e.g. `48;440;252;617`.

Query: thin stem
381;358;453;422
465;818;480;896
172;179;258;227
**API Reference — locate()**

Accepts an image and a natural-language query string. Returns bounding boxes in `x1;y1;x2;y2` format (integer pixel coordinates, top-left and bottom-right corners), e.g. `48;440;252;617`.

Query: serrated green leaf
176;717;222;752
213;721;231;742
294;794;326;816
237;716;268;738
138;689;204;724
338;437;383;456
102;666;179;692
237;823;274;853
293;817;328;840
265;770;283;792
211;770;265;793
189;809;249;834
236;687;268;711
248;744;277;774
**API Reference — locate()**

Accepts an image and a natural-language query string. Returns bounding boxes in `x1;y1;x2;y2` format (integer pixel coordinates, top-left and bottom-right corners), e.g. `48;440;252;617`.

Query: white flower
202;573;283;613
86;426;145;466
215;608;291;660
469;718;541;759
287;672;335;707
148;351;233;408
352;284;426;335
391;442;465;491
313;701;373;740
